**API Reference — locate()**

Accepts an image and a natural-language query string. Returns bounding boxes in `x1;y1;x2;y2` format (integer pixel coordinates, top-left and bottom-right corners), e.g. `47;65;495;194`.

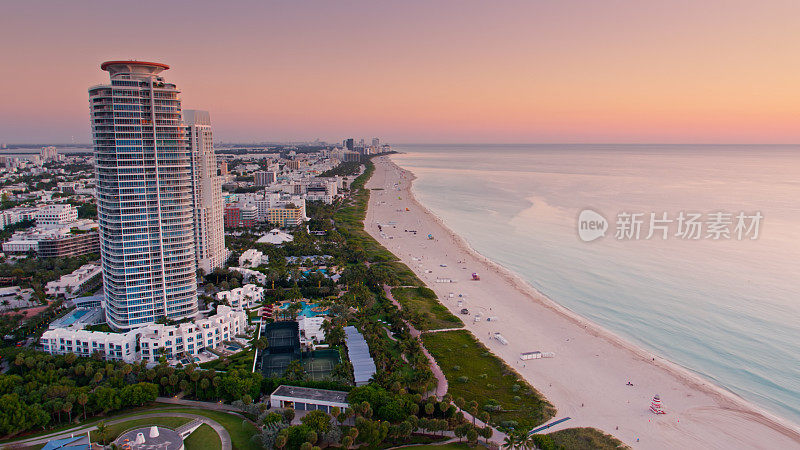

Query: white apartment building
89;61;198;330
298;316;326;345
36;204;78;226
239;248;265;268
139;305;247;361
45;264;102;297
40;305;247;363
185;110;228;274
40;327;138;362
216;284;264;309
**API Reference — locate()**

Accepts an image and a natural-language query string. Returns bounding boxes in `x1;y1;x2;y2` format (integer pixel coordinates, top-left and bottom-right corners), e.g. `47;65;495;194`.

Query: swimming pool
278;301;328;317
60;309;89;326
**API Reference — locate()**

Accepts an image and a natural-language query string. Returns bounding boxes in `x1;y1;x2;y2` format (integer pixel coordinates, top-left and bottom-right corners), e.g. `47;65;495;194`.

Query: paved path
156;397;243;413
6;412;232;450
383;285;507;443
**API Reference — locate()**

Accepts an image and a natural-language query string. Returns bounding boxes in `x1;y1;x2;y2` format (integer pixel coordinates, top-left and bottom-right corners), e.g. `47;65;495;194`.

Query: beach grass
544;427;629;449
334;161;399;263
184;423;223;450
374;261;424;287
90;417;191;443
392;286;463;330
421;330;555;432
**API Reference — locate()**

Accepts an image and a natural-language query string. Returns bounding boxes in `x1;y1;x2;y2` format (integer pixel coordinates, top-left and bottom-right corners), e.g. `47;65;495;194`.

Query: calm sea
392;144;800;425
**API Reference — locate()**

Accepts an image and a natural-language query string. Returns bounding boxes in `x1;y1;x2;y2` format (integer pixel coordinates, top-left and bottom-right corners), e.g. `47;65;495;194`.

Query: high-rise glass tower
89;61;198;330
184;110;228;274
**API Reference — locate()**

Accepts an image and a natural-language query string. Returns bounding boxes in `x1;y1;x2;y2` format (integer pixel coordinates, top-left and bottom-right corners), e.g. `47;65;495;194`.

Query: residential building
40;305;247;363
45;264;103;297
224;203;241;228
138;305;247;361
185;110;228;273
36;204;78;226
40;146;59;162
239;248;265;268
254;170;277;186
37;232;100;258
216;284;264;309
89;61;198;330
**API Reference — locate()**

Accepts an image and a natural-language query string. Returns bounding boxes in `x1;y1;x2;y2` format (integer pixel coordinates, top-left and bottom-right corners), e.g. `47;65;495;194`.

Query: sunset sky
2;0;800;144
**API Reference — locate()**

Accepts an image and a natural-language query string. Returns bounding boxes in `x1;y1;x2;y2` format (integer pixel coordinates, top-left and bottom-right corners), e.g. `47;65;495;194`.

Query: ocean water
392;144;800;426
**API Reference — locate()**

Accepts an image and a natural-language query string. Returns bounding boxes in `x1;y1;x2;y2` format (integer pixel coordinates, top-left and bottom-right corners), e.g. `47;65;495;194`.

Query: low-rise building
256;229;293;245
269;385;349;413
216;284;264;309
40;305;248;363
139;305;248;362
239;248;265;268
298;316;325;345
45;264;102;297
36;204;78;227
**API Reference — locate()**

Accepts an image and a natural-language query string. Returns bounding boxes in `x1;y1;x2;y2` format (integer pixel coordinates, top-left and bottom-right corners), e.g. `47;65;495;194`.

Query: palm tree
502;433;519;449
95;421;108;444
76;392;88;420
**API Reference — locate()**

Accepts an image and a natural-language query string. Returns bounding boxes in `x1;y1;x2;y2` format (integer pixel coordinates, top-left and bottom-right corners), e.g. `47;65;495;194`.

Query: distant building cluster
15;59;390;366
1;204;100;257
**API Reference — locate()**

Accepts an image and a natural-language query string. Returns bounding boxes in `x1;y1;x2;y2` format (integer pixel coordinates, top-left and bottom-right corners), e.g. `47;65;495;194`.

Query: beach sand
365;155;800;449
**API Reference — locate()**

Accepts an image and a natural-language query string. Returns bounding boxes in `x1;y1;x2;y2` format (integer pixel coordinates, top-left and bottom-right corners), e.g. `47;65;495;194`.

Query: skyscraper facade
184;110;228;274
89;61;198;330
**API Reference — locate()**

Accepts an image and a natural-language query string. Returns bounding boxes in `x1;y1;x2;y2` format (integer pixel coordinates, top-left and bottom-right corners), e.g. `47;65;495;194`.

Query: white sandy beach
364;155;800;450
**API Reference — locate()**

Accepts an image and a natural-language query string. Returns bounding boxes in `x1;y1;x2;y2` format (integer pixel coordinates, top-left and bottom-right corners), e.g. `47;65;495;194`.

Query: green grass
184;423;223;450
91;417;191;443
544;427;628;450
199;349;254;371
392;287;463;330
163;408;259;450
422;330;555;432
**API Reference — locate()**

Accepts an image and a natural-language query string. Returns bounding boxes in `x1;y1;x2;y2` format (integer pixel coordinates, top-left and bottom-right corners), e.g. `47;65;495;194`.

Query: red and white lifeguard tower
650;394;666;414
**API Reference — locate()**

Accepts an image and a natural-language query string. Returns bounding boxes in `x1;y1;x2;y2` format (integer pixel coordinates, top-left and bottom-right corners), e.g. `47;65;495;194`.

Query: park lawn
545;427;628;450
184;423;223;450
421;330;555;432
161;408;260;450
91;417;191;443
392;287;463;330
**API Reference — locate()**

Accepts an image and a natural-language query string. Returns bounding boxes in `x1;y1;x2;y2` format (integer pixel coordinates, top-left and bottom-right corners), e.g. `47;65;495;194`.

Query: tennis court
261;353;299;377
302;349;341;381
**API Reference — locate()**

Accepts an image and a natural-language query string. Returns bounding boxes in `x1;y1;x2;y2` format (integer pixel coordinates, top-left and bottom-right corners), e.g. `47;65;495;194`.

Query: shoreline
365;155;800;449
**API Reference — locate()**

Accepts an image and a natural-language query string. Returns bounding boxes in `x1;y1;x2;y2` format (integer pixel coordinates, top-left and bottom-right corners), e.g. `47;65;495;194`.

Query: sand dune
364;155;800;450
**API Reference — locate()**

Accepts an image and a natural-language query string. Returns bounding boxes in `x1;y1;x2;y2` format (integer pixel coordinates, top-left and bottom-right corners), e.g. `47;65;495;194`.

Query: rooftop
271;385;348;404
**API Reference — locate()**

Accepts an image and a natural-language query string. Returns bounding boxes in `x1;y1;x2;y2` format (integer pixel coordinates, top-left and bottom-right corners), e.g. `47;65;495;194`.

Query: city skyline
3;1;800;144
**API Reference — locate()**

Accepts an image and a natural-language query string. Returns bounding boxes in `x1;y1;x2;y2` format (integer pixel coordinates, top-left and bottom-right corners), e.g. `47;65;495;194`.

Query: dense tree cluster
0;351;261;438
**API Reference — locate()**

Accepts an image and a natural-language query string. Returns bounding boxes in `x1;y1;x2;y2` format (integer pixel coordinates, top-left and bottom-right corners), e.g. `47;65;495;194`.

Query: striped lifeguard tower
650;394;666;414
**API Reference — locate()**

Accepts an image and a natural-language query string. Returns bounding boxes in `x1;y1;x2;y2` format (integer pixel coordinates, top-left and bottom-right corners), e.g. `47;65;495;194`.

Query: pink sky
2;0;800;144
